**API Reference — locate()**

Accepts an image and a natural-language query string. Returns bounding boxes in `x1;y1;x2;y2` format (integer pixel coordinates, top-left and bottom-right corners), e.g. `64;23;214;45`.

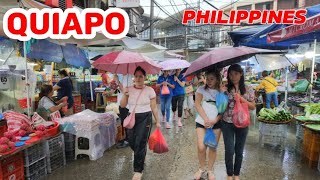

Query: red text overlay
3;8;130;41
182;10;307;25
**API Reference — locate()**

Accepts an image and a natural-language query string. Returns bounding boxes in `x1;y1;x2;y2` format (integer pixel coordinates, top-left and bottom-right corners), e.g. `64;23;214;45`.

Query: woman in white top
194;71;223;180
120;66;160;180
37;85;68;120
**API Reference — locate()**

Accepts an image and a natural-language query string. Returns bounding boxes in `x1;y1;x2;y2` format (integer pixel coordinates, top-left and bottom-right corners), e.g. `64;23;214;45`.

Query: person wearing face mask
222;64;256;180
120;66;161;180
171;68;186;127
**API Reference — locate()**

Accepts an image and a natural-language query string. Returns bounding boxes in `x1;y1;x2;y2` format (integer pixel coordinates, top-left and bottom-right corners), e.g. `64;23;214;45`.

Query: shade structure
92;51;162;75
159;58;191;70
185;46;258;76
267;14;320;43
21;39;90;68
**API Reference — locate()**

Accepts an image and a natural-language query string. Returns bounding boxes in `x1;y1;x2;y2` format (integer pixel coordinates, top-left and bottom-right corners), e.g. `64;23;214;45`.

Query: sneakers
116;141;129;149
166;122;171;129
132;172;143;180
162;116;166;122
178;118;183;127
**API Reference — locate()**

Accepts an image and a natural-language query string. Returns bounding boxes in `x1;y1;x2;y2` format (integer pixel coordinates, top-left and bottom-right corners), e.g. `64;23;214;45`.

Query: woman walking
157;70;175;129
222;64;256;180
53;69;74;116
120;66;161;180
194;71;223;180
172;68;186;127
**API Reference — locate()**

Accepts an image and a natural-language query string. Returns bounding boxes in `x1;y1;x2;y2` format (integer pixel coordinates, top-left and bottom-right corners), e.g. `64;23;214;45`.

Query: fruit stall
0;108;117;180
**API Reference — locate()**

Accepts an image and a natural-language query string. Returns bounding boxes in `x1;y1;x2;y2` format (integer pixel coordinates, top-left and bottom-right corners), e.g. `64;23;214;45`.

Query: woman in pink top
120;66;161;180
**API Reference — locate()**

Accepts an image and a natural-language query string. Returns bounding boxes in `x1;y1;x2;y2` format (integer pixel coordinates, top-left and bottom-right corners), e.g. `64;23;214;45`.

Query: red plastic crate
2;168;24;180
0;123;7;137
0;152;24;179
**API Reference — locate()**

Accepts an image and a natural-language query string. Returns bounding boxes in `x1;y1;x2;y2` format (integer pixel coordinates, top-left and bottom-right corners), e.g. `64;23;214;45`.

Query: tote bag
161;85;170;95
123;88;145;129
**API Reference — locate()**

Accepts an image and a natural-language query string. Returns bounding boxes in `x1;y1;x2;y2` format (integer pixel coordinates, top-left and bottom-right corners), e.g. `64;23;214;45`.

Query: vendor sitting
256;71;279;109
37;84;68;120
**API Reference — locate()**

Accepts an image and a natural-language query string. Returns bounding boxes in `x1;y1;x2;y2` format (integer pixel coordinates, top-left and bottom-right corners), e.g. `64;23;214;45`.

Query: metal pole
309;39;317;104
150;0;154;42
23;41;30;117
164;36;167;48
284;66;289;106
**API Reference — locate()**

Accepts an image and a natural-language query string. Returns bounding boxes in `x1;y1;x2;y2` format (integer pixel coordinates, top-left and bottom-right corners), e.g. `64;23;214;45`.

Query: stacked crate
259;122;288;147
64;133;76;162
0;152;24;180
24;142;47;180
303;128;320;167
45;134;66;173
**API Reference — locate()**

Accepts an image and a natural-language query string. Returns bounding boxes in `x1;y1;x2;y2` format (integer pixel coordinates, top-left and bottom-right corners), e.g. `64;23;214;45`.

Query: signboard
50;111;61;121
267;14;320;43
0;75;10;90
116;0;140;8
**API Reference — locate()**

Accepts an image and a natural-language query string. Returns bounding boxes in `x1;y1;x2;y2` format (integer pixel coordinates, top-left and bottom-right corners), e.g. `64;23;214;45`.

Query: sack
195;101;218;126
203;128;217;149
123;110;135;129
294;79;309;92
232;95;250;128
148;128;169;154
216;92;228;113
185;85;193;94
161;85;170;95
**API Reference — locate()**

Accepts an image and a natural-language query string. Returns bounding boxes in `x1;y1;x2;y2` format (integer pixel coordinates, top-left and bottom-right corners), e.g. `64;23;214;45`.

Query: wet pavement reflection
47;114;320;180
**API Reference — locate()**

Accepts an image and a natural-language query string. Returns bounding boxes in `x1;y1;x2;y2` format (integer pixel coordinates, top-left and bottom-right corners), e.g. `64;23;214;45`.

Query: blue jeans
266;92;278;109
160;96;172;122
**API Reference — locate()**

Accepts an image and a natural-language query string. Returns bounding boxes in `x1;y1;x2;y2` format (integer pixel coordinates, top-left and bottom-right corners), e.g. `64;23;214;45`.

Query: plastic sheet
58;109;117;160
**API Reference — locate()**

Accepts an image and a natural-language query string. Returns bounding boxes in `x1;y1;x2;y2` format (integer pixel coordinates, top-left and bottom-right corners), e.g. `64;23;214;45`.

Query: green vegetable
304;103;320;117
259;108;292;121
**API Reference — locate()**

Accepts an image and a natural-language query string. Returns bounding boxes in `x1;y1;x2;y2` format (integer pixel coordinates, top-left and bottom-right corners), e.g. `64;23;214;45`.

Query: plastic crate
65;150;75;161
259;122;288;137
24;157;46;177
25;167;47;180
63;133;75;142
24;142;46;166
0;152;24;179
45;134;66;174
2;167;24;180
65;141;75;151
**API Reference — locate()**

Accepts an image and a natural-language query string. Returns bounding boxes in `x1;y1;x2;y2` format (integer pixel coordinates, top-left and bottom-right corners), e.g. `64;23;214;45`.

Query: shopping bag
161;85;170;95
123;110;135;129
294;79;309;92
148;128;169;154
216;92;228;113
232;95;250;128
203;128;217;149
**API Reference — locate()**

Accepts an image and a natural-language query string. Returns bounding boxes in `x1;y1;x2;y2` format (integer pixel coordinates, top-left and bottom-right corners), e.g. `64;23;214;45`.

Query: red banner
267;14;320;43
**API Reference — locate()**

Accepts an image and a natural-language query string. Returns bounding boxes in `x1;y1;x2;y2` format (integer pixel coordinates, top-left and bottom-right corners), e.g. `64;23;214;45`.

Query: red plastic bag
232;95;250;128
148;128;168;154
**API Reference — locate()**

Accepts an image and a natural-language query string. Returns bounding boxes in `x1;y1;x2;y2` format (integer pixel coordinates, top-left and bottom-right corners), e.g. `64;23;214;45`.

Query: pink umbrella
92;50;162;75
185;46;258;76
159;58;191;70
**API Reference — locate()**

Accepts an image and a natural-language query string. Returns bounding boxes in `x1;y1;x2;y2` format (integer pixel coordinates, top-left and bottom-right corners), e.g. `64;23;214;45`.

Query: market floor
47;115;320;180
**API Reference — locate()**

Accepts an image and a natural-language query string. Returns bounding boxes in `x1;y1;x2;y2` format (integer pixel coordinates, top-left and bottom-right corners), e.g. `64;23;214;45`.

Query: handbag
161;85;170;95
185;85;193;94
123;88;145;129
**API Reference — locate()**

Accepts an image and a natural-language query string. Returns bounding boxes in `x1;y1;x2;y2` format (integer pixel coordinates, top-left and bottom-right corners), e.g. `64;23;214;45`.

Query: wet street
47;114;320;180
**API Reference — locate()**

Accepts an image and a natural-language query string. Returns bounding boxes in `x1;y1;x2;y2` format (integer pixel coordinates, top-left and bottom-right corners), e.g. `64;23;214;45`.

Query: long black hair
227;64;246;95
39;84;53;99
134;66;146;76
58;69;73;90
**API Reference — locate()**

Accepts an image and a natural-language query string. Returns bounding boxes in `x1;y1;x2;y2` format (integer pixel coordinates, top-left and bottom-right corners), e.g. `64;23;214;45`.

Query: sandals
132;172;143;180
207;171;215;180
194;169;206;180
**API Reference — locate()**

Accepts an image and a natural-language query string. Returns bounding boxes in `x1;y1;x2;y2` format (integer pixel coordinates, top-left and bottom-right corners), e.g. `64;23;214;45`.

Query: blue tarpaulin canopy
229;4;320;50
21;39;90;68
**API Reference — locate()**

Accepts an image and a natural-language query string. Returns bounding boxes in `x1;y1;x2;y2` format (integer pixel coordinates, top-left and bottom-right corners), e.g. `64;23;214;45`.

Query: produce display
259;108;293;122
0;137;15;153
288;94;320;105
304;103;320;116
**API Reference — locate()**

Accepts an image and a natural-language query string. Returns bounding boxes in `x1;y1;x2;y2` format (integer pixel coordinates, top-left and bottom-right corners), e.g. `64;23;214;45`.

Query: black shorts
196;121;222;129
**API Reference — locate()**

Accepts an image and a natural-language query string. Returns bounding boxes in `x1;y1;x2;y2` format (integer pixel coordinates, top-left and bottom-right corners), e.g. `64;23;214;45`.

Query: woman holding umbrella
222;64;256;180
172;68;186;127
120;66;161;180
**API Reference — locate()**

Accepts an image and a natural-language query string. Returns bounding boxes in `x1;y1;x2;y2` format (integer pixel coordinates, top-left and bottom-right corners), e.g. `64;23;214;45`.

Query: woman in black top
53;69;74;116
